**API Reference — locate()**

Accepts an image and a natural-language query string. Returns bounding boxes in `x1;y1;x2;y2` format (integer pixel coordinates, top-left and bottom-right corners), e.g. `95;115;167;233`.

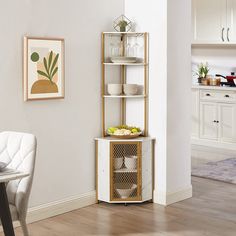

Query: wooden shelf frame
101;32;149;137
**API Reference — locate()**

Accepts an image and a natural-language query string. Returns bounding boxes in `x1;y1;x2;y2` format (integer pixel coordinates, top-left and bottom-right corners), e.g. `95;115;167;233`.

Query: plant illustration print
30;50;60;94
37;51;59;84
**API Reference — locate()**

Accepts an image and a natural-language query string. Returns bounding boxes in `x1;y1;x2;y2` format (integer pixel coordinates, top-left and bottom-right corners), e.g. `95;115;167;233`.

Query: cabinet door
227;0;236;42
218;103;236;143
110;142;142;202
192;0;227;42
191;89;199;138
200;102;218;140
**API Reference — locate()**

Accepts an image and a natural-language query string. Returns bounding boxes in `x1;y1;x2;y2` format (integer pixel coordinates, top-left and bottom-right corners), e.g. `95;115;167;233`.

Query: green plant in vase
195;62;210;84
118;20;128;32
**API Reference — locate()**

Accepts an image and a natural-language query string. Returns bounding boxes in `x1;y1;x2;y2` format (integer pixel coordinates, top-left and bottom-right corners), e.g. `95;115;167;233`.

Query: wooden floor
3;177;236;236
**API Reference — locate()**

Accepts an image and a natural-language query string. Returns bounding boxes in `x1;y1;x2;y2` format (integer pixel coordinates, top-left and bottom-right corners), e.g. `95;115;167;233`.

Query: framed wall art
24;37;65;101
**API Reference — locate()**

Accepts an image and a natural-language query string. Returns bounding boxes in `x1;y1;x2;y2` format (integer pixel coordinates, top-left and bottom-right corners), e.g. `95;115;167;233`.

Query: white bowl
114;157;123;170
115;183;137;199
123;84;138;95
107;84;122;95
125;156;137;169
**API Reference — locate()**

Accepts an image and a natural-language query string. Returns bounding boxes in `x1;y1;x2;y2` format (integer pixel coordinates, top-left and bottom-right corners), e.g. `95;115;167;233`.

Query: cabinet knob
216;121;219;123
213;120;216;123
225;95;230;98
206;93;211;97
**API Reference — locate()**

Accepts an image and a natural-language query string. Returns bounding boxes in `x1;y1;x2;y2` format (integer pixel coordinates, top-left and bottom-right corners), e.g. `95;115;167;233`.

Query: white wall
192;47;236;84
125;0;192;205
0;0;124;207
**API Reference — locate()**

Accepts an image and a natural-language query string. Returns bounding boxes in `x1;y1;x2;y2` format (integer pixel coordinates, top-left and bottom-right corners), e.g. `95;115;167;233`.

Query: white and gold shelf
103;95;146;98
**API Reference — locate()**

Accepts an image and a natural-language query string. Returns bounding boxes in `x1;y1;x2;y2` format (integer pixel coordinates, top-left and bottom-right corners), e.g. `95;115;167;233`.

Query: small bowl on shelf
115;183;137;199
125;156;137;169
123;84;138;95
107;84;122;95
114;157;123;170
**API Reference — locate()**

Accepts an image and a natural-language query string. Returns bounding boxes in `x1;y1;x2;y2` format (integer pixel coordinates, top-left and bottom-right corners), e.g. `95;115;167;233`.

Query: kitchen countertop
192;85;236;91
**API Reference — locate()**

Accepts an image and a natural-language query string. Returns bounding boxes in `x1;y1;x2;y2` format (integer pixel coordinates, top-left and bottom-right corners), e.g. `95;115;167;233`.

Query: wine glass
133;36;140;58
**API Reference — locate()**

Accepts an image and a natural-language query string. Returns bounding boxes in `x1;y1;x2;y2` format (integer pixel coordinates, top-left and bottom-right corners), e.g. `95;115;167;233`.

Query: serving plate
111;56;137;64
108;132;142;139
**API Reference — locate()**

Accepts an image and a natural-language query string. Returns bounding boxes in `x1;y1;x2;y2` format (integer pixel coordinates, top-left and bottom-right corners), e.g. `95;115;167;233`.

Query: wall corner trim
153;185;193;206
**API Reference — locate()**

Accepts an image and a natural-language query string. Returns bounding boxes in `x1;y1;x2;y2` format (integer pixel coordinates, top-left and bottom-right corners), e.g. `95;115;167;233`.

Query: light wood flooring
2;177;236;236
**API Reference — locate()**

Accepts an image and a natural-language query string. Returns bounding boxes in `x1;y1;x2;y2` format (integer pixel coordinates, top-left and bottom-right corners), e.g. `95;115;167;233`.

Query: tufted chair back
0;131;37;220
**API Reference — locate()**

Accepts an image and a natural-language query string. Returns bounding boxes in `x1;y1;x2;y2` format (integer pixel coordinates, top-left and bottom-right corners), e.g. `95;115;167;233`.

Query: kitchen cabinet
200;102;218;140
227;0;236;42
192;86;236;149
95;32;154;205
192;0;236;43
95;137;154;204
218;103;236;142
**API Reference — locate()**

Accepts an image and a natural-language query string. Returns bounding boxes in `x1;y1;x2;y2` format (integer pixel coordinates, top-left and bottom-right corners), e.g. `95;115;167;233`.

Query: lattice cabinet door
110;141;142;202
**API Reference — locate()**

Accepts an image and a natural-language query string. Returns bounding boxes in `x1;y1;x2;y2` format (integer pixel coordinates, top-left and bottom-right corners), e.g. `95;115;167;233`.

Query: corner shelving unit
95;32;154;204
101;32;149;137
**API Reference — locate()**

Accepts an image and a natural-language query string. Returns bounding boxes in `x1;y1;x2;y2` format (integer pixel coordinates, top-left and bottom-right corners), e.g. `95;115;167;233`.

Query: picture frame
23;37;65;101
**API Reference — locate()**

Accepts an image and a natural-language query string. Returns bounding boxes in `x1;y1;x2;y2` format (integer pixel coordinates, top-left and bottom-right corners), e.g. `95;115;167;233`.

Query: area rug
192;158;236;184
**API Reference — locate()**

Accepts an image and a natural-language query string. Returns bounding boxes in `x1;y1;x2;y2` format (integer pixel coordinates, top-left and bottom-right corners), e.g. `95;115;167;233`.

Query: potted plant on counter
195;62;210;84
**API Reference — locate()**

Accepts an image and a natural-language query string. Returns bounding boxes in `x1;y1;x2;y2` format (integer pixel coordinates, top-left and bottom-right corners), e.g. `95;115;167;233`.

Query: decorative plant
37;51;59;84
118;20;128;32
113;15;132;32
195;62;210;79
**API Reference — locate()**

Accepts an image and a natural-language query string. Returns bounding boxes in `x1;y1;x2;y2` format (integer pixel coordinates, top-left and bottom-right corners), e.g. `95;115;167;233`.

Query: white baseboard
26;190;96;223
191;138;236;151
153;185;192;206
0;190;96;232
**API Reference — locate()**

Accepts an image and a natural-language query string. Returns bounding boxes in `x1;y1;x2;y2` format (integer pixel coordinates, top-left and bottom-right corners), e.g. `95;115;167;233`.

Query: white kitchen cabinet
200;102;218;140
192;0;236;43
218;103;236;142
192;88;199;138
192;0;226;43
192;86;236;149
227;0;236;42
95;137;154;204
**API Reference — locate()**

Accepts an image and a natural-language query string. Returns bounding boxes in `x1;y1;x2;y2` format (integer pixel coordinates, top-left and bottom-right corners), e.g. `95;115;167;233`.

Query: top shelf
103;32;147;36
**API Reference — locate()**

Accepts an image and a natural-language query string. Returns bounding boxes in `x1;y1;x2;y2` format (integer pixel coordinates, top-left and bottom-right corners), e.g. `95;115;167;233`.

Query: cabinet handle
225;94;230;98
222;28;225;42
206;93;211;96
227;28;230;42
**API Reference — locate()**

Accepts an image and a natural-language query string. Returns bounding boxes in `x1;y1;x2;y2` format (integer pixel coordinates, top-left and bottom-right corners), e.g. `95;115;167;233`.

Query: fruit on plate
107;125;142;136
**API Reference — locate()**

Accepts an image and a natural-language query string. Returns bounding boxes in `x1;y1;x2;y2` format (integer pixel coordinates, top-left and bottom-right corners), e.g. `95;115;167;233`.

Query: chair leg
20;219;29;236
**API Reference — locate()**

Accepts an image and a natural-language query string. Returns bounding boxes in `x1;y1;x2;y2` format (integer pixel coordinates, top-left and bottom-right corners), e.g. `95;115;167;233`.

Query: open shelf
114;168;137;173
103;95;146;98
103;62;148;66
103;32;146;37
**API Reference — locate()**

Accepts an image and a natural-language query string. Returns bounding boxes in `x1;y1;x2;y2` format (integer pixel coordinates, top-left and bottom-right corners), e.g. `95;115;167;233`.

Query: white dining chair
0;131;37;236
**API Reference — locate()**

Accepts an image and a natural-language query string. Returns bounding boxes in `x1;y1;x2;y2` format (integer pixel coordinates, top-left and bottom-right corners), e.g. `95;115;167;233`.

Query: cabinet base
97;199;153;204
191;138;236;151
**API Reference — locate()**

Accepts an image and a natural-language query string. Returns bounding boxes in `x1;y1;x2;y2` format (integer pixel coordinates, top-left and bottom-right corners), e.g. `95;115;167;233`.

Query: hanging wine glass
109;35;115;57
133;36;140;58
126;37;134;57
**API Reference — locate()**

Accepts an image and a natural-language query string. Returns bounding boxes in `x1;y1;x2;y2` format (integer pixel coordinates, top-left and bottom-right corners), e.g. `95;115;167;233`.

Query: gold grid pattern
110;142;142;202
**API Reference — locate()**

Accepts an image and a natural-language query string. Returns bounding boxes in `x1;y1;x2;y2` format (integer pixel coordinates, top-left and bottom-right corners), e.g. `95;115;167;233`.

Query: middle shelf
103;95;147;98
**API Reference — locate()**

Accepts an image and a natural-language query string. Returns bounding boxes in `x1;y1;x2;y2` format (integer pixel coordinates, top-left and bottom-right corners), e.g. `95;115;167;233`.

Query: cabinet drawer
200;90;236;102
